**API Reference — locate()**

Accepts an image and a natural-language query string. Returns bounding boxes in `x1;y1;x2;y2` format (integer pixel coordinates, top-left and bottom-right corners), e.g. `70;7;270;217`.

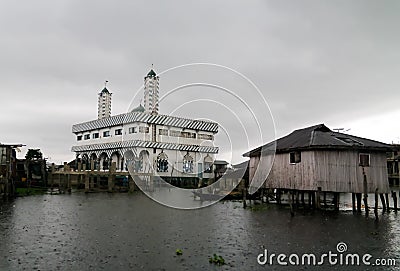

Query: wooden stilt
295;190;300;208
380;194;386;212
352;193;356;212
316;187;321;210
242;186;247;208
276;189;281;205
392;191;398;212
311;192;316;209
308;191;312;208
385;193;390;211
84;174;89;193
362;169;369;216
291;191;295;207
288;190;294;217
374;189;379;219
323;192;327;208
301;192;305;208
356;193;362;212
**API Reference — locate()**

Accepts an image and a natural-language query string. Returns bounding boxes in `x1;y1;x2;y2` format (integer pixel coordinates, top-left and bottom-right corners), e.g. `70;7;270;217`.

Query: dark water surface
0;192;399;270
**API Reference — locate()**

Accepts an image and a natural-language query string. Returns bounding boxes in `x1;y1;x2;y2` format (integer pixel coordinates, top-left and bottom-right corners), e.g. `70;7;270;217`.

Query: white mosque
71;69;219;183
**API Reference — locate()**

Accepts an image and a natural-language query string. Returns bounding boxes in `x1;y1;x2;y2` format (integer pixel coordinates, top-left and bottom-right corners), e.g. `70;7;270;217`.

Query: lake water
0;192;399;270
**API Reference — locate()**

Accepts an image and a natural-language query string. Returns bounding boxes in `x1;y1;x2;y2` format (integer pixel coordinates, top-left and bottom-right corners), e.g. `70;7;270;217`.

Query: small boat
192;190;224;201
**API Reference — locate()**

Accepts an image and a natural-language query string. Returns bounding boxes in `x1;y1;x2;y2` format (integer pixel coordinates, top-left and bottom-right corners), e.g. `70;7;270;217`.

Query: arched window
183;153;193;173
157;151;168;172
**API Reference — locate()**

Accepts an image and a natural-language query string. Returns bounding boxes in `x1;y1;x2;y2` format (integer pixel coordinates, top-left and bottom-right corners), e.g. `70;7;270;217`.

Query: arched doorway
99;152;109;171
90;153;97;170
138;150;150;173
111;151;121;171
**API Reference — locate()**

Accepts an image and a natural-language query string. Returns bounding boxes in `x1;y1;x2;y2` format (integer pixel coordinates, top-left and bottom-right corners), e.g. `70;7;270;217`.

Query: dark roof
146;69;157;77
131;104;145;113
244;124;394;157
100;87;110;94
214;160;228;165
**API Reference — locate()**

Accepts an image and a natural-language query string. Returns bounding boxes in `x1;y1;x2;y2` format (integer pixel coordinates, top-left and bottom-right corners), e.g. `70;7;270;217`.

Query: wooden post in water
108;162;116;193
323;192;327;209
77;162;82;188
385;193;390;211
311;192;315;209
276;189;281;205
292;190;296;208
84;173;89;193
301;192;305;208
242;185;247;208
374;188;379;219
316;187;321;210
87;160;94;192
380;194;386;212
356;193;362;212
288;190;294;217
392;191;398;212
352;193;356;212
333;192;340;211
362;169;369;216
50;163;55;194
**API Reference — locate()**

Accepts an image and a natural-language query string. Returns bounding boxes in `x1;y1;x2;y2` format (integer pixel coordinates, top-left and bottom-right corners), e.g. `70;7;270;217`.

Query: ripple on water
0;193;399;270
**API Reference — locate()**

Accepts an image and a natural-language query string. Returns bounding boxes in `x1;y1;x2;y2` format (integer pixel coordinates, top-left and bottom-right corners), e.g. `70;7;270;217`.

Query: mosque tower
143;67;159;114
97;81;112;119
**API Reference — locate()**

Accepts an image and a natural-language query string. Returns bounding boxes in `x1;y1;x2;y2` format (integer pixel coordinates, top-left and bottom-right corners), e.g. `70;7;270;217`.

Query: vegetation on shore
15;187;47;196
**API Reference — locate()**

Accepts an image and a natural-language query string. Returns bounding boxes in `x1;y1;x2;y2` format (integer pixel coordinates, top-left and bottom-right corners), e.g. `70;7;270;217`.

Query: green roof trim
100;87;110;94
146;69;156;77
131;104;145;113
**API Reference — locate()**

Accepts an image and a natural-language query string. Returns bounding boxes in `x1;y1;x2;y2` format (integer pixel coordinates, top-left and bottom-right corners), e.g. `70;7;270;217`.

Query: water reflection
0;193;399;270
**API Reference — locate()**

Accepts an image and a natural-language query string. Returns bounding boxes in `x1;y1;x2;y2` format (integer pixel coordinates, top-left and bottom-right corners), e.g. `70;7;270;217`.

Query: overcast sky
1;0;399;164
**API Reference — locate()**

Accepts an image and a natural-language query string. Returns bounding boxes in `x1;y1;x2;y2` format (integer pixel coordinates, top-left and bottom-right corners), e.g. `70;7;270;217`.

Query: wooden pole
352;193;356;212
108;162;116;193
356;193;362;212
242;185;247;208
335;193;340;211
392;191;398;212
380;194;386;212
385;193;390;211
276;189;281;205
301;192;305;208
316;187;321;210
374;188;379;219
362;169;369;215
288;190;294;217
84;173;89;193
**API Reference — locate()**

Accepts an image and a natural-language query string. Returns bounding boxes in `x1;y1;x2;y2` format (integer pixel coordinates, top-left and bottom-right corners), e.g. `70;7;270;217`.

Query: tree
25;149;43;161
